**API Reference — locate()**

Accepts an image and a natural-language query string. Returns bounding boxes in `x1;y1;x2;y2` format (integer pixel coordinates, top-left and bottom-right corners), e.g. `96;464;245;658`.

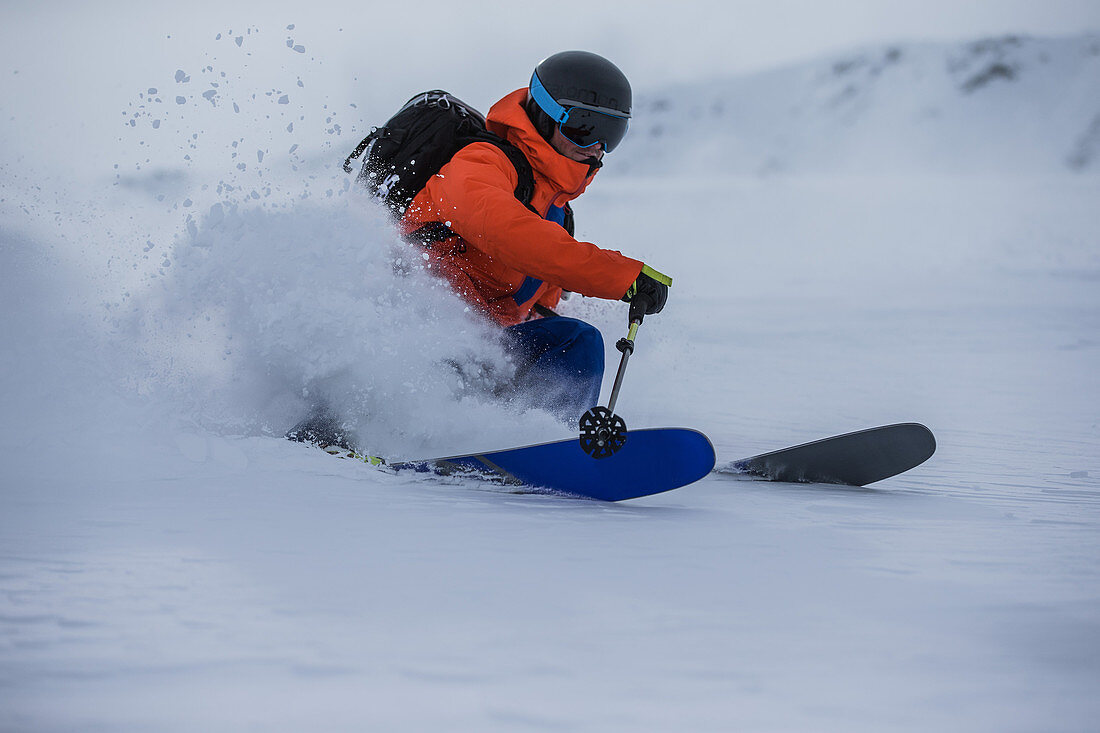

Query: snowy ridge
616;34;1100;176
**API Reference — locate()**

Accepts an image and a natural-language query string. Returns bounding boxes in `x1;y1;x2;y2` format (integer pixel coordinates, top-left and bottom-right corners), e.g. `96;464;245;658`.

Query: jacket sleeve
415;142;643;300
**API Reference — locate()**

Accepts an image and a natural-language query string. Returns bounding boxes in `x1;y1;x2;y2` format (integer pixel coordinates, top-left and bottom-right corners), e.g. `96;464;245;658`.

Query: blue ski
390;428;716;502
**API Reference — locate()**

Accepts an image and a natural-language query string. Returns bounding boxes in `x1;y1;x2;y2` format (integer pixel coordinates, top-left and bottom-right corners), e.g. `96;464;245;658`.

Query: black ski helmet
527;50;632;153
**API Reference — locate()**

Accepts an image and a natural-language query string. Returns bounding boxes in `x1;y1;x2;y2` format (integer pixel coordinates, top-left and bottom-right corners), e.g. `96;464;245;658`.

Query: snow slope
2;25;1099;733
617;34;1100;176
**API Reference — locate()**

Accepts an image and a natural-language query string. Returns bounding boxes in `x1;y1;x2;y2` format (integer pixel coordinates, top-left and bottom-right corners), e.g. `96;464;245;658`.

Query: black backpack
344;90;538;243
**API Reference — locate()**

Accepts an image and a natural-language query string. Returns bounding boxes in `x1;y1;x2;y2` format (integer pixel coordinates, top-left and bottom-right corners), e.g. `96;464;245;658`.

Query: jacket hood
486;88;597;204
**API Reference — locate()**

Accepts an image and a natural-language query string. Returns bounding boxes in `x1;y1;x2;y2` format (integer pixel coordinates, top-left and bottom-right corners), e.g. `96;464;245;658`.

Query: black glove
622;265;672;323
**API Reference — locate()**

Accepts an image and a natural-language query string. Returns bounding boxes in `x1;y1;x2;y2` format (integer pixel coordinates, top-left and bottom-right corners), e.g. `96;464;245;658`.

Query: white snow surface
2;27;1099;733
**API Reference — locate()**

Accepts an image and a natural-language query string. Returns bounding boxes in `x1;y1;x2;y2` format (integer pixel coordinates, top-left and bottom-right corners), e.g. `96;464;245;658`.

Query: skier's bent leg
504;316;604;422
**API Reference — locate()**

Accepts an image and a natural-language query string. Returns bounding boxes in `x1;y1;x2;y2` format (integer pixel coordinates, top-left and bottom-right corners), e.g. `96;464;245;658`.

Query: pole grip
628;293;652;325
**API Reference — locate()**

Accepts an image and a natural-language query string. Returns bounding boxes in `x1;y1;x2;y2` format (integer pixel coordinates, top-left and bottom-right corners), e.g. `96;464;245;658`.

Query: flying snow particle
174;70;190;83
278;95;290;104
175;96;186;105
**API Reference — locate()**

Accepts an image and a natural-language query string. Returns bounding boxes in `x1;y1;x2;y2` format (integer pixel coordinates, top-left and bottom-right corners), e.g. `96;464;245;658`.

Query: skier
400;50;669;407
289;51;670;449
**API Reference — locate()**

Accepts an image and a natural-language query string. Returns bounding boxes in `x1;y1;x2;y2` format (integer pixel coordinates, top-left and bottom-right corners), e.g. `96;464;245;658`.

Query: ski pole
605;319;640;415
578;295;651;459
607;292;654;411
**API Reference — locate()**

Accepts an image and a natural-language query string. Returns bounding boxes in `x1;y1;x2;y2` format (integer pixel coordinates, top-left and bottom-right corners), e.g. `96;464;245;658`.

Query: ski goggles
529;72;630;153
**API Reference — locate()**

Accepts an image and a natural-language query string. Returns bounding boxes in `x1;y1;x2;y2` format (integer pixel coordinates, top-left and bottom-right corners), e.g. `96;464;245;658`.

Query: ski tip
896;422;937;461
720;422;937;486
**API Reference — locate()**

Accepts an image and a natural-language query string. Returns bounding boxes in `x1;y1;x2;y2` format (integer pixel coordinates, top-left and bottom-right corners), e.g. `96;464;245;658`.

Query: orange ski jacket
400;88;643;326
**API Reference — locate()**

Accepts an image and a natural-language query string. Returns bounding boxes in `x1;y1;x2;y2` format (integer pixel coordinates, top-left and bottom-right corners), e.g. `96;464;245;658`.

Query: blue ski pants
504;316;604;422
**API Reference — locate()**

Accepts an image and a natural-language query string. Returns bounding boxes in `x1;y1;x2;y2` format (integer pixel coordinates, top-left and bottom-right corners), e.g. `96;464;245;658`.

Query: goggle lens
558;107;629;153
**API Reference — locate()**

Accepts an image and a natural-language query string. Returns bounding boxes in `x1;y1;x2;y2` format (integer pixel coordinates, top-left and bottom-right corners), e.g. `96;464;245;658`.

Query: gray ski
720;423;936;486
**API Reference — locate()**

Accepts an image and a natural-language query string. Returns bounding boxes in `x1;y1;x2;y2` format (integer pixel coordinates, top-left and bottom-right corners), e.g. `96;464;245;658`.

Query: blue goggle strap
529;72;571;124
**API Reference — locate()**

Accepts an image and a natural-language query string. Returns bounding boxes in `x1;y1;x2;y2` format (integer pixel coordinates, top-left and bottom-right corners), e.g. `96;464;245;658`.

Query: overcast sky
2;0;1098;170
6;1;1099;81
5;1;1098;93
403;0;1100;83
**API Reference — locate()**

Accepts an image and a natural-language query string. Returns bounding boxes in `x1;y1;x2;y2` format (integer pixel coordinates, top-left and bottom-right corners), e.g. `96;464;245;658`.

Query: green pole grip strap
627;321;640;341
640;264;672;287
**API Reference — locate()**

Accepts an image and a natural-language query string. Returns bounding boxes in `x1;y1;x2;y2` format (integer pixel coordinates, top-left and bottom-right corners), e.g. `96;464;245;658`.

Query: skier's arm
415;142;643;301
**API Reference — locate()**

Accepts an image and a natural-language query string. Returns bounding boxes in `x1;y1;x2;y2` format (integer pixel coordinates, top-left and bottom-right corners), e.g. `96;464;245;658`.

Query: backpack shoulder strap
493;140;536;212
453;131;535;210
406;137;537;246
